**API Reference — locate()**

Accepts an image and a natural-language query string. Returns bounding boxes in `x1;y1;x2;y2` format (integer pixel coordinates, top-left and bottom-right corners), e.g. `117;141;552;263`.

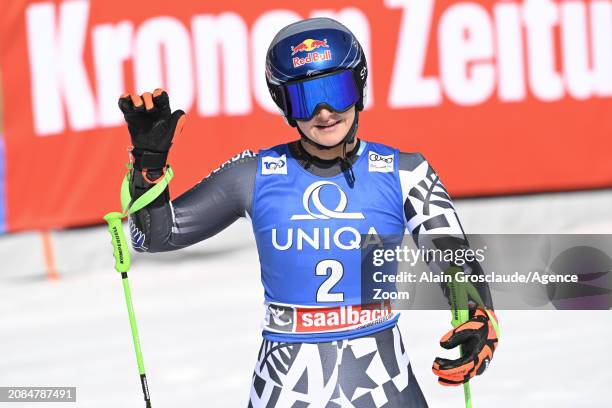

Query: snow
1;189;611;407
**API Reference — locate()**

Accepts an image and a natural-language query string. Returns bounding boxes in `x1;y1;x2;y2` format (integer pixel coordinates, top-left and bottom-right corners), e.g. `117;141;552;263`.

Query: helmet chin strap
297;110;359;151
297;110;359;187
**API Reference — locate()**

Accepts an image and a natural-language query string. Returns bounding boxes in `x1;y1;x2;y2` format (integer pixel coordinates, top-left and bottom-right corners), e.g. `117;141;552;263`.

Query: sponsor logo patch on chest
262;154;287;175
368;152;394;173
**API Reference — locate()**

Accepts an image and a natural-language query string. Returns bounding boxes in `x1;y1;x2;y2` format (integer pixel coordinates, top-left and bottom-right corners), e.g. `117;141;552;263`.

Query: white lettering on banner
523;0;563;101
133;17;194;112
387;0;441;107
24;1;612;136
386;0;612;107
93;22;134;126
591;1;612;96
561;1;591;100
192;13;251;116
26;0;96;134
561;1;612;99
494;2;526;101
439;3;495;105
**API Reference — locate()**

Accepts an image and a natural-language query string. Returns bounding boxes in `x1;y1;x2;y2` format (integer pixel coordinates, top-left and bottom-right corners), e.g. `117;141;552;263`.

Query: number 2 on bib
316;259;345;302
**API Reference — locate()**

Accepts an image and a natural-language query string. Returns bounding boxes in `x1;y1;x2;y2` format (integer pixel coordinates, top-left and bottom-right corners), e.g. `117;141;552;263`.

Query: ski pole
446;268;500;408
447;266;472;408
103;164;174;407
104;212;152;408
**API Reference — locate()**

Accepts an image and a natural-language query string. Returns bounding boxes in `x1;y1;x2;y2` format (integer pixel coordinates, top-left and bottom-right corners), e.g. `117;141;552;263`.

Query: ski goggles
282;70;360;121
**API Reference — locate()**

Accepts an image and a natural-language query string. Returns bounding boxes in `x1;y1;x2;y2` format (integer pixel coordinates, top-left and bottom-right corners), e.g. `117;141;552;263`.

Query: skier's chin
307;122;349;148
296;105;355;149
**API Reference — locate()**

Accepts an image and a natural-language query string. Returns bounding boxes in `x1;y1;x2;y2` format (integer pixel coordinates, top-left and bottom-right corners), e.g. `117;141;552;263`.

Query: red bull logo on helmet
291;38;329;55
290;38;332;68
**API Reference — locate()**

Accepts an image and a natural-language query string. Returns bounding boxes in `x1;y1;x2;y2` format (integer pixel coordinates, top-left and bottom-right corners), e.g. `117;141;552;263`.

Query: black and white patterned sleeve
128;150;258;253
398;152;493;309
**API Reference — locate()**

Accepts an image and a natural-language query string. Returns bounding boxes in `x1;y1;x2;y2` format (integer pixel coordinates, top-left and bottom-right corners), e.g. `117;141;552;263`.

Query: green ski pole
447;266;472;408
104;212;152;408
445;266;500;408
103;165;174;407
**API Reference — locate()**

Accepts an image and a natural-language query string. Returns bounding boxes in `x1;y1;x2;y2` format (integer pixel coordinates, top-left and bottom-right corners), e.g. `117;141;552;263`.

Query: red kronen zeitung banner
1;0;611;231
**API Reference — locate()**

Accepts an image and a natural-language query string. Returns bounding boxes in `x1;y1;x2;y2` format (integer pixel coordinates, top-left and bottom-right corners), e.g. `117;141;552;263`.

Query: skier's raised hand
118;89;185;178
432;306;499;386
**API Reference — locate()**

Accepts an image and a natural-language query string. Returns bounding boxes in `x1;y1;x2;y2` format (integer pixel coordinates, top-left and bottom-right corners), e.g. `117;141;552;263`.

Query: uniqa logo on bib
272;181;379;251
291;181;364;220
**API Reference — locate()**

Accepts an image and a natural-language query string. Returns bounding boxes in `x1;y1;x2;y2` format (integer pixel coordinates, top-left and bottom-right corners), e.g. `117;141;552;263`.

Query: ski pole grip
103;212;131;273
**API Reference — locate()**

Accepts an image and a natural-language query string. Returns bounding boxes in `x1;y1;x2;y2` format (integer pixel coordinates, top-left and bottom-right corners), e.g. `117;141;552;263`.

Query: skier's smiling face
296;105;355;148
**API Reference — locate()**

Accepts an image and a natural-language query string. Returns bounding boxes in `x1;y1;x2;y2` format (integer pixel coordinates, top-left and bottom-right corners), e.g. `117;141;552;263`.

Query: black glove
432;306;499;386
118;89;185;176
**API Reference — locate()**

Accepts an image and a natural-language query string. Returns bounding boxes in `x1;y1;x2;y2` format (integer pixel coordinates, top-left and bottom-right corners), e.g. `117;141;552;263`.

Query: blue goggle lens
285;70;360;121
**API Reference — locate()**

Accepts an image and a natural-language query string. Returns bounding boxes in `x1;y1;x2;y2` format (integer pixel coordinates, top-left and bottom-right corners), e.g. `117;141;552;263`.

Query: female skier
119;17;499;407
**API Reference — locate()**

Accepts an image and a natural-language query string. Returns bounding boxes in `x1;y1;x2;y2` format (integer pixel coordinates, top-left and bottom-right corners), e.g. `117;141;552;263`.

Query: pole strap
103;165;174;273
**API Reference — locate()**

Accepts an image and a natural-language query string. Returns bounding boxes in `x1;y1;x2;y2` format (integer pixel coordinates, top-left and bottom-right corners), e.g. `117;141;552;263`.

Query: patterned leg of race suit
248;325;428;408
